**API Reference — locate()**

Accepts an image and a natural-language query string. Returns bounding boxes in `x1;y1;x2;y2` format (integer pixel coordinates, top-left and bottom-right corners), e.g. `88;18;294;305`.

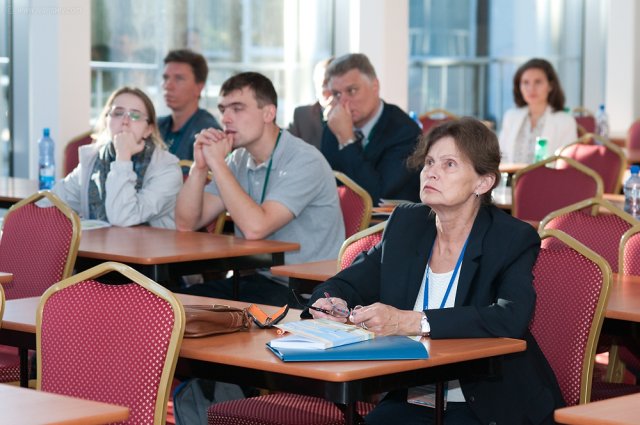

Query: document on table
272;319;374;350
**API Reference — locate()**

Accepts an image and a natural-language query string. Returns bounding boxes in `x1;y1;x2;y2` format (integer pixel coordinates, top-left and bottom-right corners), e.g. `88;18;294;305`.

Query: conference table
0;383;129;424
1;294;526;425
0;177;39;209
554;392;640;425
76;226;300;284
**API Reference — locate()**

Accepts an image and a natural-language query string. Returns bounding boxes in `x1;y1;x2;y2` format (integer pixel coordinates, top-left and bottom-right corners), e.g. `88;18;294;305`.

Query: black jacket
308;204;565;424
321;102;421;205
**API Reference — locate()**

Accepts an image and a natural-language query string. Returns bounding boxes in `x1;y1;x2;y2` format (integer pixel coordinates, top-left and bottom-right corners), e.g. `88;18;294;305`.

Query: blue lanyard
258;129;282;204
423;236;469;310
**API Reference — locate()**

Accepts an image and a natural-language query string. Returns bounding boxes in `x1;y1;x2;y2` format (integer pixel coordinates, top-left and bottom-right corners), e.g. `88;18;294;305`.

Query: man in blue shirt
158;49;221;160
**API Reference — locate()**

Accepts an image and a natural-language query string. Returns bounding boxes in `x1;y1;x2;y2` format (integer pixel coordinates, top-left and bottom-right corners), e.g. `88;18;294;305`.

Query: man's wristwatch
338;138;356;150
420;312;430;337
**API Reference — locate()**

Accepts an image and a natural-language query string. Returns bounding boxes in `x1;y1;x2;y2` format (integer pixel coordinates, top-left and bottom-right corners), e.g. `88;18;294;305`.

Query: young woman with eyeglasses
53;86;182;228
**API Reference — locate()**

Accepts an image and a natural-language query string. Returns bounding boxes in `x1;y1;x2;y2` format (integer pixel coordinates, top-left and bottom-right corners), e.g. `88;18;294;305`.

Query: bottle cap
631;165;640;175
536;137;547;146
43;128;50;137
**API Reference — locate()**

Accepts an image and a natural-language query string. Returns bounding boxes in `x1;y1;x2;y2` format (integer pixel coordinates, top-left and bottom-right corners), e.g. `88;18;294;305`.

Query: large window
91;0;334;125
0;0;10;176
409;0;584;129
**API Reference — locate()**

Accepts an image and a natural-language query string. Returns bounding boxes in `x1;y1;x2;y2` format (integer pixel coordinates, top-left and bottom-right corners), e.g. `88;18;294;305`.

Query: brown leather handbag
183;304;289;338
184;305;252;338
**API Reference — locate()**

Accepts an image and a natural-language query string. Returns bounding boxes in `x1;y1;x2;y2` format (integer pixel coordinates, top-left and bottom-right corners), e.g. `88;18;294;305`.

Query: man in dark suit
321;53;421;205
288;57;333;150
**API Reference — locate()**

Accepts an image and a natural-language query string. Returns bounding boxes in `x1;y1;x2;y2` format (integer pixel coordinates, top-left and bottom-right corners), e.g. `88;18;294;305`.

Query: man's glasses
109;107;148;122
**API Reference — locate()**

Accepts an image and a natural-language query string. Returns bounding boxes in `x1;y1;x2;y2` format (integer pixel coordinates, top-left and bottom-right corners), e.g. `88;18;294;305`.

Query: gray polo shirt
205;130;345;266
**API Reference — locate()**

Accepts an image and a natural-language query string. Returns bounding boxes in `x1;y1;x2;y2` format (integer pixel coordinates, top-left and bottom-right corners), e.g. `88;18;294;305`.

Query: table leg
19;348;28;387
435;381;444;425
343;402;357;425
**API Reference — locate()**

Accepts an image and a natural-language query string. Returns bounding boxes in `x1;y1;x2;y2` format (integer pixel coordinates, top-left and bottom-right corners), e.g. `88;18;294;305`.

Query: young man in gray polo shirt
175;71;345;306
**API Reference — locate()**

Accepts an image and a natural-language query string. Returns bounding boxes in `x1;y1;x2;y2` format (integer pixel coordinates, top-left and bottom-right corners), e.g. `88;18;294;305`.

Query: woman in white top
53;87;182;228
499;58;577;163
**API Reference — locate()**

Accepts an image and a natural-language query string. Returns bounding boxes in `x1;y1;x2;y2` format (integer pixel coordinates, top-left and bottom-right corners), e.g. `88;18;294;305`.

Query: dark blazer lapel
455;207;491;306
363;102;389;159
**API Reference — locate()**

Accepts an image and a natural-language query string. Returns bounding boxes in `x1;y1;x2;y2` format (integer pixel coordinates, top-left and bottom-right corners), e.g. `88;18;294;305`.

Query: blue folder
266;335;429;362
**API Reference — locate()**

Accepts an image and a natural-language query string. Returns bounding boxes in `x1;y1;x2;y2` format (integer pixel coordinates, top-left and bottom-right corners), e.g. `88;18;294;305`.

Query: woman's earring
474;192;479;198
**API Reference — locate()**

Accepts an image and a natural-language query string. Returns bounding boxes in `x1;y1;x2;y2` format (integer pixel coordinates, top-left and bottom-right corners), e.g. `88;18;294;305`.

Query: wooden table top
77;226;300;265
554;392;640;425
271;259;337;281
606;273;640;322
0;272;13;283
0;383;129;425
176;294;526;382
0;177;39;204
2;294;525;384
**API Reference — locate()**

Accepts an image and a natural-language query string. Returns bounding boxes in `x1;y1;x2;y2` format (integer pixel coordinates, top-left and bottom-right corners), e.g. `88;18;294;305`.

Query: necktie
354;129;364;147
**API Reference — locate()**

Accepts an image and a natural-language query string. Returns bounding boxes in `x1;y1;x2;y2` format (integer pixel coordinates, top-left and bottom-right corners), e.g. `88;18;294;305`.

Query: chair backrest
63;131;93;175
572;107;596;136
178;159;193;182
539;197;636;271
334;171;373;238
531;228;611;406
556;133;627;194
511;156;604;222
338;221;386;270
628;119;640;151
619;223;640;275
418;108;457;134
36;262;185;425
0;285;4;325
0;191;81;300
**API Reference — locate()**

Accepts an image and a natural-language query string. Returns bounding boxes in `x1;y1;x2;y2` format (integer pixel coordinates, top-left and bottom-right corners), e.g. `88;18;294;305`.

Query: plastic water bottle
534;137;548;163
409;111;423;130
38;128;55;190
596;104;609;139
624;165;640;219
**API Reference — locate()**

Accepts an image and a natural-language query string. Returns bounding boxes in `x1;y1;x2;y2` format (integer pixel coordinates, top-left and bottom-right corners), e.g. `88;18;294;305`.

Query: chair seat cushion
208;393;374;425
0;345;20;382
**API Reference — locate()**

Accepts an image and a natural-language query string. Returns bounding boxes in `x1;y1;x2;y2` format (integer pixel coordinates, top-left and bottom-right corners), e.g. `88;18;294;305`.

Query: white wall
334;0;409;110
12;0;89;179
605;0;640;136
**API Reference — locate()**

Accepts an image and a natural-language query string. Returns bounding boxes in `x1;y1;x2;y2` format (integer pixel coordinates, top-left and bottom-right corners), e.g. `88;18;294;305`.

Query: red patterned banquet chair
0;191;80;384
63;130;93;175
335;171;373;238
556;133;626;194
539;197;636;271
627;119;640;152
338;220;387;270
418;108;458;134
206;222;388;425
532;228;611;405
540;197;634;384
511;156;603;222
571;107;596;137
36;261;185;425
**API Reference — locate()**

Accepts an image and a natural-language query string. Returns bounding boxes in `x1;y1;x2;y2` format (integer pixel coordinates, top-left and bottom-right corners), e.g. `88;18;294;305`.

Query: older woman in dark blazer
307;118;564;425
